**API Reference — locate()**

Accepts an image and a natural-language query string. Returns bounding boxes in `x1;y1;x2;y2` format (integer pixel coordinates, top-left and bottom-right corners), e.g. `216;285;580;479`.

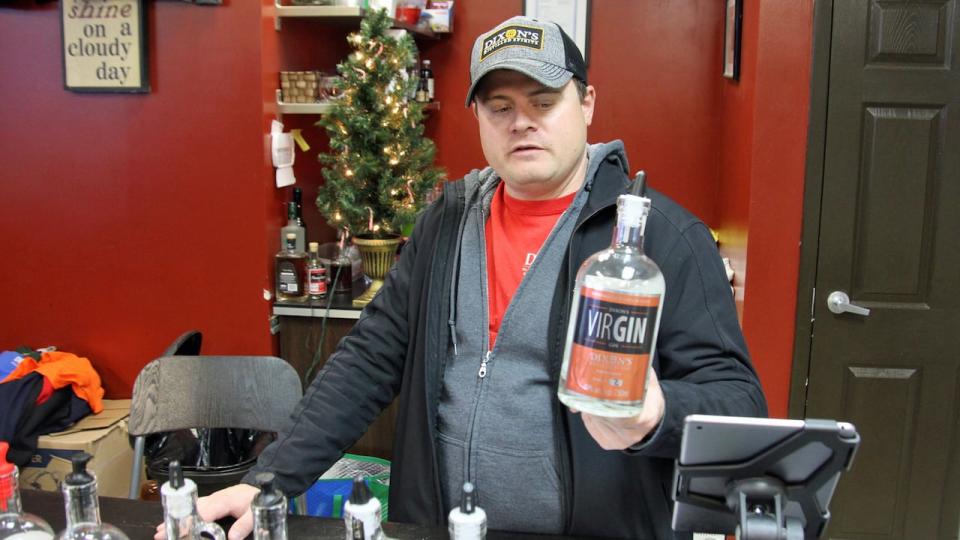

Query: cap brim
464;58;574;107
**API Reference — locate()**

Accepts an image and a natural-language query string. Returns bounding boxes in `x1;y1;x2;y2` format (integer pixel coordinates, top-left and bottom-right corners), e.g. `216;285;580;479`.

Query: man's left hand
575;368;666;450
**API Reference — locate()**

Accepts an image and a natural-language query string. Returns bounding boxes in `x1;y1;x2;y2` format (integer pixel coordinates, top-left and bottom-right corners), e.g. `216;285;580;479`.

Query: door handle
827;291;871;316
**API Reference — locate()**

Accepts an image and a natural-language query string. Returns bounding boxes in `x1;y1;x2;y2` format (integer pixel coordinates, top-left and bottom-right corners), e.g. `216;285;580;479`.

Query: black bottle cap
254;473;283;507
293;187;302;204
65;452;94;486
631;170;647;197
460;482;476;514
168;460;184;489
349;477;372;505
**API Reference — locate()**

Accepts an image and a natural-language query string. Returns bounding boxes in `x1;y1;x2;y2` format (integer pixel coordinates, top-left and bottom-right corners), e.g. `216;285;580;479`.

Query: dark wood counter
22;489;593;539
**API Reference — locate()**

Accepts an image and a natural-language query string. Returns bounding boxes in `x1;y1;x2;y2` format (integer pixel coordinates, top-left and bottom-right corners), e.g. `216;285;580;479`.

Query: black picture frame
61;0;150;93
723;0;742;80
521;0;591;66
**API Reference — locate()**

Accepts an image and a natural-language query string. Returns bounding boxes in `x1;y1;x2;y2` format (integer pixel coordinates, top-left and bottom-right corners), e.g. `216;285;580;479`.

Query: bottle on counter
0;441;55;540
55;453;130;540
420;59;435;101
275;233;308;303
448;482;486;540
251;473;288;540
307;242;328;301
557;172;665;417
343;477;384;540
280;201;306;254
161;461;225;540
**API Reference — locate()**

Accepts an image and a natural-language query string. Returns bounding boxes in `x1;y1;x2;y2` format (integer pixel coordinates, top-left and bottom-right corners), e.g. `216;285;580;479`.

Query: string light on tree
316;8;444;240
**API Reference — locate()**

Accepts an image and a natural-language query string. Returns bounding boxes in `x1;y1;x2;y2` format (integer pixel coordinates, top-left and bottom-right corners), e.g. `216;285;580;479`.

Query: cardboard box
423;1;453;33
20;399;138;498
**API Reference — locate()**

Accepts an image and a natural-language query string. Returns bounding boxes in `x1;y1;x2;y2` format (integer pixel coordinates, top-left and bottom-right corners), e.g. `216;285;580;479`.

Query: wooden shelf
274;2;438;38
276;89;439;116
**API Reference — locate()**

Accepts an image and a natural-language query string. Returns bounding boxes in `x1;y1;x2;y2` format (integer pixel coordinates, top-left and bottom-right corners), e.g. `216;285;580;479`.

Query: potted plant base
352;233;402;307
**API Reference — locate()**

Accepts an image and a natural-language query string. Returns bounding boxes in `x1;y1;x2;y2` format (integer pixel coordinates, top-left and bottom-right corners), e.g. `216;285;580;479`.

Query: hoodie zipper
464;203;493;487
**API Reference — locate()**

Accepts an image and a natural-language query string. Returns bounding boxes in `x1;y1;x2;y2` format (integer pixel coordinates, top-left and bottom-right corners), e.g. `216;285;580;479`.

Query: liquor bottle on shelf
307;242;328;301
557;173;665;417
280;202;305;254
292;187;306;233
251;473;287;540
275;233;308;303
161;461;225;540
55;453;130;540
420;59;434;101
415;75;429;103
0;441;55;540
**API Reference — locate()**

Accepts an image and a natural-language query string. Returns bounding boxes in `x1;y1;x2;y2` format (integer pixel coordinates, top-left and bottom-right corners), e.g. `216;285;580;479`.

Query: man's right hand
154;483;259;540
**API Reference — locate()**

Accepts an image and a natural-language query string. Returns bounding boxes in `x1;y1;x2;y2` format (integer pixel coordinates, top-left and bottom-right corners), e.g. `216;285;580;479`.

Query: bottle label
308;268;326;295
566;286;660;401
278;263;298;294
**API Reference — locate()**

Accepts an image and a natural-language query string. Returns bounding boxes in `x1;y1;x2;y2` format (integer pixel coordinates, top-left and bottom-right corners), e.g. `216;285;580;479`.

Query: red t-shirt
485;183;577;347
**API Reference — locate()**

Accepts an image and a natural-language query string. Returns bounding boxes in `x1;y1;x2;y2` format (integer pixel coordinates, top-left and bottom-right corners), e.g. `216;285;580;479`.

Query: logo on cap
479;25;544;61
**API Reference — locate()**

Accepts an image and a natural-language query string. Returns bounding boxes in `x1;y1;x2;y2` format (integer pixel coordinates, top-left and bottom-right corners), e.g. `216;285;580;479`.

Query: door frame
788;0;834;419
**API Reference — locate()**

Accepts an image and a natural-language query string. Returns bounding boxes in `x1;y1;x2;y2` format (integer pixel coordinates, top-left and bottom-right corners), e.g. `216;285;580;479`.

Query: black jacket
250;147;767;539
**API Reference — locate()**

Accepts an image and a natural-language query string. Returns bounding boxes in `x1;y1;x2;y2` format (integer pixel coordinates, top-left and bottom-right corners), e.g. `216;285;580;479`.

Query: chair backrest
128;355;302;436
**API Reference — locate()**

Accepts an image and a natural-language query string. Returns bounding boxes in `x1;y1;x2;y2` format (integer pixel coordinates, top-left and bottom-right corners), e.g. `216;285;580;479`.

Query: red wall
715;1;815;417
0;3;278;397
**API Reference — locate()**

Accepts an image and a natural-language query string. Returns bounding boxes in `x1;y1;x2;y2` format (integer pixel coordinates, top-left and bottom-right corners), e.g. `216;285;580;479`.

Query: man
171;15;766;540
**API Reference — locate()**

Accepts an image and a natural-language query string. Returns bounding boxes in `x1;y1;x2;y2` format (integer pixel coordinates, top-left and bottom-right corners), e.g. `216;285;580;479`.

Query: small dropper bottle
161;461;225;540
342;477;384;540
55;453;129;540
447;482;486;540
0;441;54;540
251;473;287;540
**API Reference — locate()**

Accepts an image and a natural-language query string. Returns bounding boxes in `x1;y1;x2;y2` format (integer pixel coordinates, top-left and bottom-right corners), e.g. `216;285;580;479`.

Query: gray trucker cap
465;16;588;107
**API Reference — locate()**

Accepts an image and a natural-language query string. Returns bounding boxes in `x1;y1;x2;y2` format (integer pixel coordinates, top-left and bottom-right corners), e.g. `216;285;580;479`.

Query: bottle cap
309;242;319;252
0;442;15;510
168;460;185;490
348;477;372;505
617;194;651;229
65;452;94;486
423;59;431;67
459;481;476;514
254;473;284;508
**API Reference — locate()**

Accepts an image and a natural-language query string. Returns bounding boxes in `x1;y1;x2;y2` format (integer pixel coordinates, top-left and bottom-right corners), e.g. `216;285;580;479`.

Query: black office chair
127;353;302;498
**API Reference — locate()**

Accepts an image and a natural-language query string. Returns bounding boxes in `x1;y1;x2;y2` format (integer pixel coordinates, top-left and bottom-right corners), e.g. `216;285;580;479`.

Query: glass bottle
307;242;327;301
251;473;287;540
0;441;55;540
55;453;130;540
343;477;384;540
557;193;665;417
419;59;434;101
447;482;486;540
161;461;225;540
280;202;306;254
276;233;308;303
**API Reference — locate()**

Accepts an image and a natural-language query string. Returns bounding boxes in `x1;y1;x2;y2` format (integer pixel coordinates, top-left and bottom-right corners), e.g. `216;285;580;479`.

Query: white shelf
273;2;437;38
276;90;335;114
275;3;365;18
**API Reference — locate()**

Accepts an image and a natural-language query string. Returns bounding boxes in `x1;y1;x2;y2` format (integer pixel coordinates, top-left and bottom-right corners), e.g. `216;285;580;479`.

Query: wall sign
61;0;149;93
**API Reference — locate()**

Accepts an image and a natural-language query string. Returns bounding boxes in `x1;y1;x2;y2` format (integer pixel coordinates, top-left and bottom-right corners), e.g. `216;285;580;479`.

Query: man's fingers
228;509;254;540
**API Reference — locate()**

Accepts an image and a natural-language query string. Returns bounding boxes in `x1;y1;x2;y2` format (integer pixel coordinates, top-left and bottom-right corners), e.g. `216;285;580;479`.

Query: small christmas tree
316;9;444;240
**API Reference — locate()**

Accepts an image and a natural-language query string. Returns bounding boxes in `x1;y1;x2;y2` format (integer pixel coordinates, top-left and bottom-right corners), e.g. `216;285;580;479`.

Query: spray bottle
342;477;384;540
447;482;486;540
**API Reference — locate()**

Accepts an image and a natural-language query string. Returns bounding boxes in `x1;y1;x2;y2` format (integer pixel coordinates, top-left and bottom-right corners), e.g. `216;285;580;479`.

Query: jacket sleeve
242;226;422;495
631;221;767;459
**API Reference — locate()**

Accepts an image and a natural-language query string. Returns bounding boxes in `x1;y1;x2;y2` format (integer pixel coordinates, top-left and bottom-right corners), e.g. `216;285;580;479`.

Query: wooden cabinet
275;301;398;461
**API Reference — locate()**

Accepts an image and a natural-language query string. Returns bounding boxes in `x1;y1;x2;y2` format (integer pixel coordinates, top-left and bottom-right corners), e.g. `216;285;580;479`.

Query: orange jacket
2;351;104;413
